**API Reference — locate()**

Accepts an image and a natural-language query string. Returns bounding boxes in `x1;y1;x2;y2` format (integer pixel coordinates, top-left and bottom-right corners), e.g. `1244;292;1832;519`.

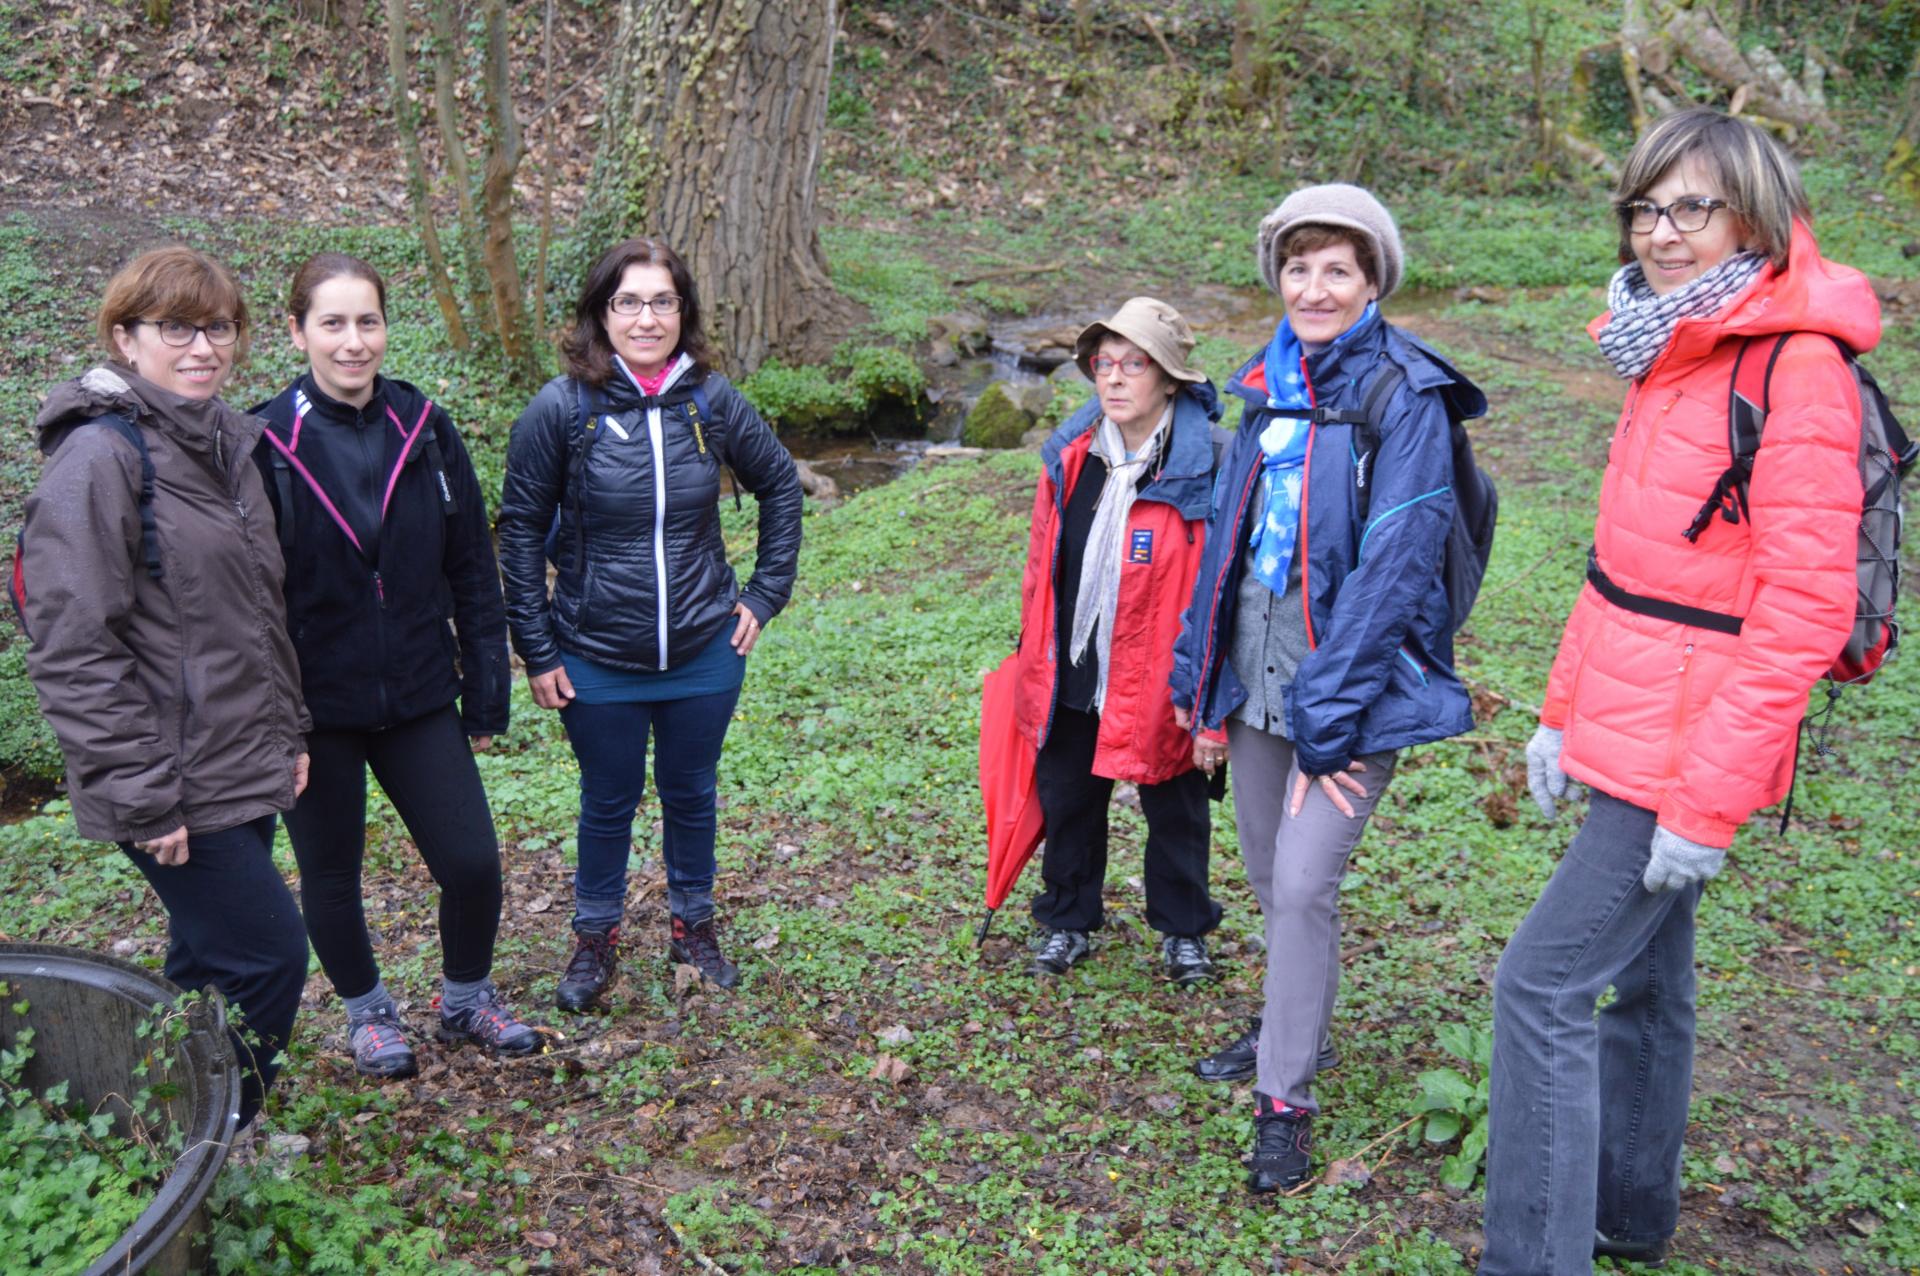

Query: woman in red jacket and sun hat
1010;297;1226;984
1481;108;1878;1274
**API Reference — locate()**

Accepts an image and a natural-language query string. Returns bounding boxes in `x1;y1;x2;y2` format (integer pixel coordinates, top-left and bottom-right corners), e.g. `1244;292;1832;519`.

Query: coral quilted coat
1543;221;1878;848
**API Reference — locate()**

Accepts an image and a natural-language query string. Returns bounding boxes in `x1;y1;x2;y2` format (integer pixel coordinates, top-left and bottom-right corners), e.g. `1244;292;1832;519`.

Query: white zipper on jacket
647;402;669;668
614;351;692;671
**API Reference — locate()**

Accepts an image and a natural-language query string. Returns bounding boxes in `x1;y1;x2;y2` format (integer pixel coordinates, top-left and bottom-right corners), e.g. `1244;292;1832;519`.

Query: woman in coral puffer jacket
1480;109;1878;1275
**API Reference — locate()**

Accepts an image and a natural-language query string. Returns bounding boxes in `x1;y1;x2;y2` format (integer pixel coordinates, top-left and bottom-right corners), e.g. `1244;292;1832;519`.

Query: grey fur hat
1256;183;1404;301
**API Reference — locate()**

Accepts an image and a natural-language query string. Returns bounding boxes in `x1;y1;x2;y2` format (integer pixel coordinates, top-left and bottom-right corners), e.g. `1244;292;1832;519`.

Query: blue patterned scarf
1248;303;1378;594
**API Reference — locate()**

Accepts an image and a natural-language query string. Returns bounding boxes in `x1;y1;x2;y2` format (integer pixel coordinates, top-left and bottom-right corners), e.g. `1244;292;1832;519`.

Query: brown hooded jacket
20;365;309;842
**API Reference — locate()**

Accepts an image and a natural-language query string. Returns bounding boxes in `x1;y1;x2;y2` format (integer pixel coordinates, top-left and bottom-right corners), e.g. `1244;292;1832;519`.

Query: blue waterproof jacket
1168;310;1486;775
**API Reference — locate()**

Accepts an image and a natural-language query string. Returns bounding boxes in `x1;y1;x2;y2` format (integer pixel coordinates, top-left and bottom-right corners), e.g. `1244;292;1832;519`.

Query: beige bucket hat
1073;296;1205;384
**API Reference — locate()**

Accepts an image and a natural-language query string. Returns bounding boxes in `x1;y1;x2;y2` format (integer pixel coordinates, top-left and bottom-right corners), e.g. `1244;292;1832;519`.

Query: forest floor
2;2;1920;1274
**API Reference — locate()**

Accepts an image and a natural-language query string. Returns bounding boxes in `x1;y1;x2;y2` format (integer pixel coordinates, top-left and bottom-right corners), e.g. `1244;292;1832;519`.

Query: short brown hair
97;246;252;362
1276;224;1378;287
561;237;713;386
1614;107;1807;269
288;252;387;324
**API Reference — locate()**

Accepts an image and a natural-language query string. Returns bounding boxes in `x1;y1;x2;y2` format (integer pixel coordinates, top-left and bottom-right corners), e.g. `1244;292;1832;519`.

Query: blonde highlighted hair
96;246;252;362
1614;107;1808;269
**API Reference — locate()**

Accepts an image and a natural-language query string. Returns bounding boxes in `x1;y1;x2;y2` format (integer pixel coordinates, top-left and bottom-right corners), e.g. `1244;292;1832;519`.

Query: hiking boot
669;915;739;990
1030;928;1090;976
435;983;543;1057
1161;934;1215;986
346;1002;418;1080
556;926;619;1011
1594;1229;1669;1267
1192;1017;1340;1083
1247;1093;1314;1193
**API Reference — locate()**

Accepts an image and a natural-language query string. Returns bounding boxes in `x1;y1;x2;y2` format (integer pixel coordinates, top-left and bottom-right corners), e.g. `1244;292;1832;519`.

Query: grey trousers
1227;720;1397;1110
1479;790;1700;1276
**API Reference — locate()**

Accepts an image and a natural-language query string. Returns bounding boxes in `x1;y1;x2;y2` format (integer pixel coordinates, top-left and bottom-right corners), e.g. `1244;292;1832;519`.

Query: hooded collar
36;363;262;463
1587;220;1882;376
1042;380;1222;520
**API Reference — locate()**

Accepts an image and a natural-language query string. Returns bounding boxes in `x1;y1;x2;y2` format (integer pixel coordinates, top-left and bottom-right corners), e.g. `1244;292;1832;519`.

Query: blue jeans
1480;790;1701;1276
560;687;740;932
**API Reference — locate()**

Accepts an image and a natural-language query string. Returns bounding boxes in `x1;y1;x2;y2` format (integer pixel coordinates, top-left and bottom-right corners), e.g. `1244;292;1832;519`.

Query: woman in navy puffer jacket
1169;184;1485;1195
498;237;802;1009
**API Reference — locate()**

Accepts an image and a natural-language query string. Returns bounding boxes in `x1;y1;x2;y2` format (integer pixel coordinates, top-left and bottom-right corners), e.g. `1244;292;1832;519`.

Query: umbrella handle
975;908;997;948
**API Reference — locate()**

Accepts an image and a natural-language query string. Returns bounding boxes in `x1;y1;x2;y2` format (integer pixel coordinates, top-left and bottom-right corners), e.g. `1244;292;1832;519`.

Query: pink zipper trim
264;425;365;555
380;402;431;521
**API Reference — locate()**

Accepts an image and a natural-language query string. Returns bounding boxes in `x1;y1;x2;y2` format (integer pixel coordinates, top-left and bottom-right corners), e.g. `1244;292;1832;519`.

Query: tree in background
580;0;847;374
384;0;548;386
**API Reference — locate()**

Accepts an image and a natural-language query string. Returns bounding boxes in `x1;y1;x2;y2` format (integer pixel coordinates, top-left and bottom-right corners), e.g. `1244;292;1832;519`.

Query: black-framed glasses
1091;354;1154;377
608;293;682;316
1617;196;1729;235
134;317;240;347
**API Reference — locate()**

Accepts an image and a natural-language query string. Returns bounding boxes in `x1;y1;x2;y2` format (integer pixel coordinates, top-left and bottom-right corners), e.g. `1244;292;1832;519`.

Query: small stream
779;285;1458;495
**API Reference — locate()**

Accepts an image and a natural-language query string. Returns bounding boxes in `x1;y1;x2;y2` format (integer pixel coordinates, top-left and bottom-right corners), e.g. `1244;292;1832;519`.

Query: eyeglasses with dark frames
133;318;240;347
1617;196;1729;235
608;293;683;316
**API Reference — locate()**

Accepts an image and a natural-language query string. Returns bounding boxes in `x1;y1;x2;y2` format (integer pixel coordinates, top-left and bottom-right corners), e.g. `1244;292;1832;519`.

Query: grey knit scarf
1069;404;1171;712
1596;251;1767;380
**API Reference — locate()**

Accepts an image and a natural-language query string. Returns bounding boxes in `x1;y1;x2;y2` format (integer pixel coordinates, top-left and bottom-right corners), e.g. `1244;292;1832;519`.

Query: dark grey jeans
1480;789;1702;1276
1227;721;1397;1110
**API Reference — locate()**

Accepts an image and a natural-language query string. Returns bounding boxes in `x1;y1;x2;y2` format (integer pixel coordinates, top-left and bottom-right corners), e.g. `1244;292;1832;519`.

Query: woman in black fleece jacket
254;252;542;1079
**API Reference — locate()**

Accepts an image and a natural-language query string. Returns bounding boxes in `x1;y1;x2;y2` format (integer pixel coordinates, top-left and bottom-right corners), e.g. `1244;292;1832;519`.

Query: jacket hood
38;364;262;458
1588;220;1882;365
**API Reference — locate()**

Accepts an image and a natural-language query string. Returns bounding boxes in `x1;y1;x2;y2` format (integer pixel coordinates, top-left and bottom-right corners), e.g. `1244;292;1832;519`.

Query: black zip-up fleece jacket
496;366;803;675
252;373;510;736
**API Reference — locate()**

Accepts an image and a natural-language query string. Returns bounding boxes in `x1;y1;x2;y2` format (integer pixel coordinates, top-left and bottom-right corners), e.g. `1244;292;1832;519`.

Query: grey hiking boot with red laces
435;983;543;1057
347;1003;418;1079
668;915;739;989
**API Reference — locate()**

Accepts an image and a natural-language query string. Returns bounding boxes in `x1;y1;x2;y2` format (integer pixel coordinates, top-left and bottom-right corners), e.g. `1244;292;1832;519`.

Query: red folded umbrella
977;650;1044;945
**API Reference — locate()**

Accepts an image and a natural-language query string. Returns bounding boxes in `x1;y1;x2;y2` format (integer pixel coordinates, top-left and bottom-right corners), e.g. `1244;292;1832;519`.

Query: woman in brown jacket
18;246;312;1129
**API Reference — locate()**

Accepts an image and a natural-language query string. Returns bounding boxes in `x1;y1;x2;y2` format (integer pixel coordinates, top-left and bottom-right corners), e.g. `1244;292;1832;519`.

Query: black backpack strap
415;401;459;518
93;414;163;580
565;380;605;574
687;378;743;512
1587;546;1743;635
1686;334;1792;542
1310;363;1405;524
267;443;297;560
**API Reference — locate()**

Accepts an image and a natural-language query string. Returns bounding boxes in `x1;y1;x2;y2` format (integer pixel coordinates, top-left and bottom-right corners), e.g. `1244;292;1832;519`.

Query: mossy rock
961;381;1033;449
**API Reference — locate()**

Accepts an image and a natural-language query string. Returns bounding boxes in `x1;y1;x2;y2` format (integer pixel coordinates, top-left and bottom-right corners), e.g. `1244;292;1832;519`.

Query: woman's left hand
1289;760;1368;818
471;736;493;753
294;752;310;799
730;603;762;655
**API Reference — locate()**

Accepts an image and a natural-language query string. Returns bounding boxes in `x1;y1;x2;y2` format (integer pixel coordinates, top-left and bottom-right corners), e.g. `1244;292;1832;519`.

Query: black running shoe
1247;1092;1314;1193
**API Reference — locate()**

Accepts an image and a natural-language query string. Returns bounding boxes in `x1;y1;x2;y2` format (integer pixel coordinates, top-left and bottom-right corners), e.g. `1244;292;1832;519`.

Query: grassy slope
3;336;1918;1272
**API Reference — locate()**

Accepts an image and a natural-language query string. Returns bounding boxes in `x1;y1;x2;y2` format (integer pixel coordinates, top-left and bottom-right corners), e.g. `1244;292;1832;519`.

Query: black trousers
121;814;307;1129
284;705;502;996
1031;706;1220;937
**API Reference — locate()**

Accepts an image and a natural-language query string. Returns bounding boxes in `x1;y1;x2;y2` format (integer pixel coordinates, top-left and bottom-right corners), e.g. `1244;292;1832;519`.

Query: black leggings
284;705;502;996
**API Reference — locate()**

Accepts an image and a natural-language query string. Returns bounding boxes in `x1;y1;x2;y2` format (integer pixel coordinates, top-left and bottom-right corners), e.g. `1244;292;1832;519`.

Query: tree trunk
428;0;493;339
477;0;540;383
386;0;469;349
582;0;849;374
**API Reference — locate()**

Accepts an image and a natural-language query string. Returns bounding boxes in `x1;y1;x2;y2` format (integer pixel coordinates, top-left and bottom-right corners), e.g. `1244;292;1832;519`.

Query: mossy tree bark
581;0;848;374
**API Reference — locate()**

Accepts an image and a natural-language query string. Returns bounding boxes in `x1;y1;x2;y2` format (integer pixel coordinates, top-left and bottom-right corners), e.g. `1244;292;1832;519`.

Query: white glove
1525;724;1571;820
1642;825;1726;893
